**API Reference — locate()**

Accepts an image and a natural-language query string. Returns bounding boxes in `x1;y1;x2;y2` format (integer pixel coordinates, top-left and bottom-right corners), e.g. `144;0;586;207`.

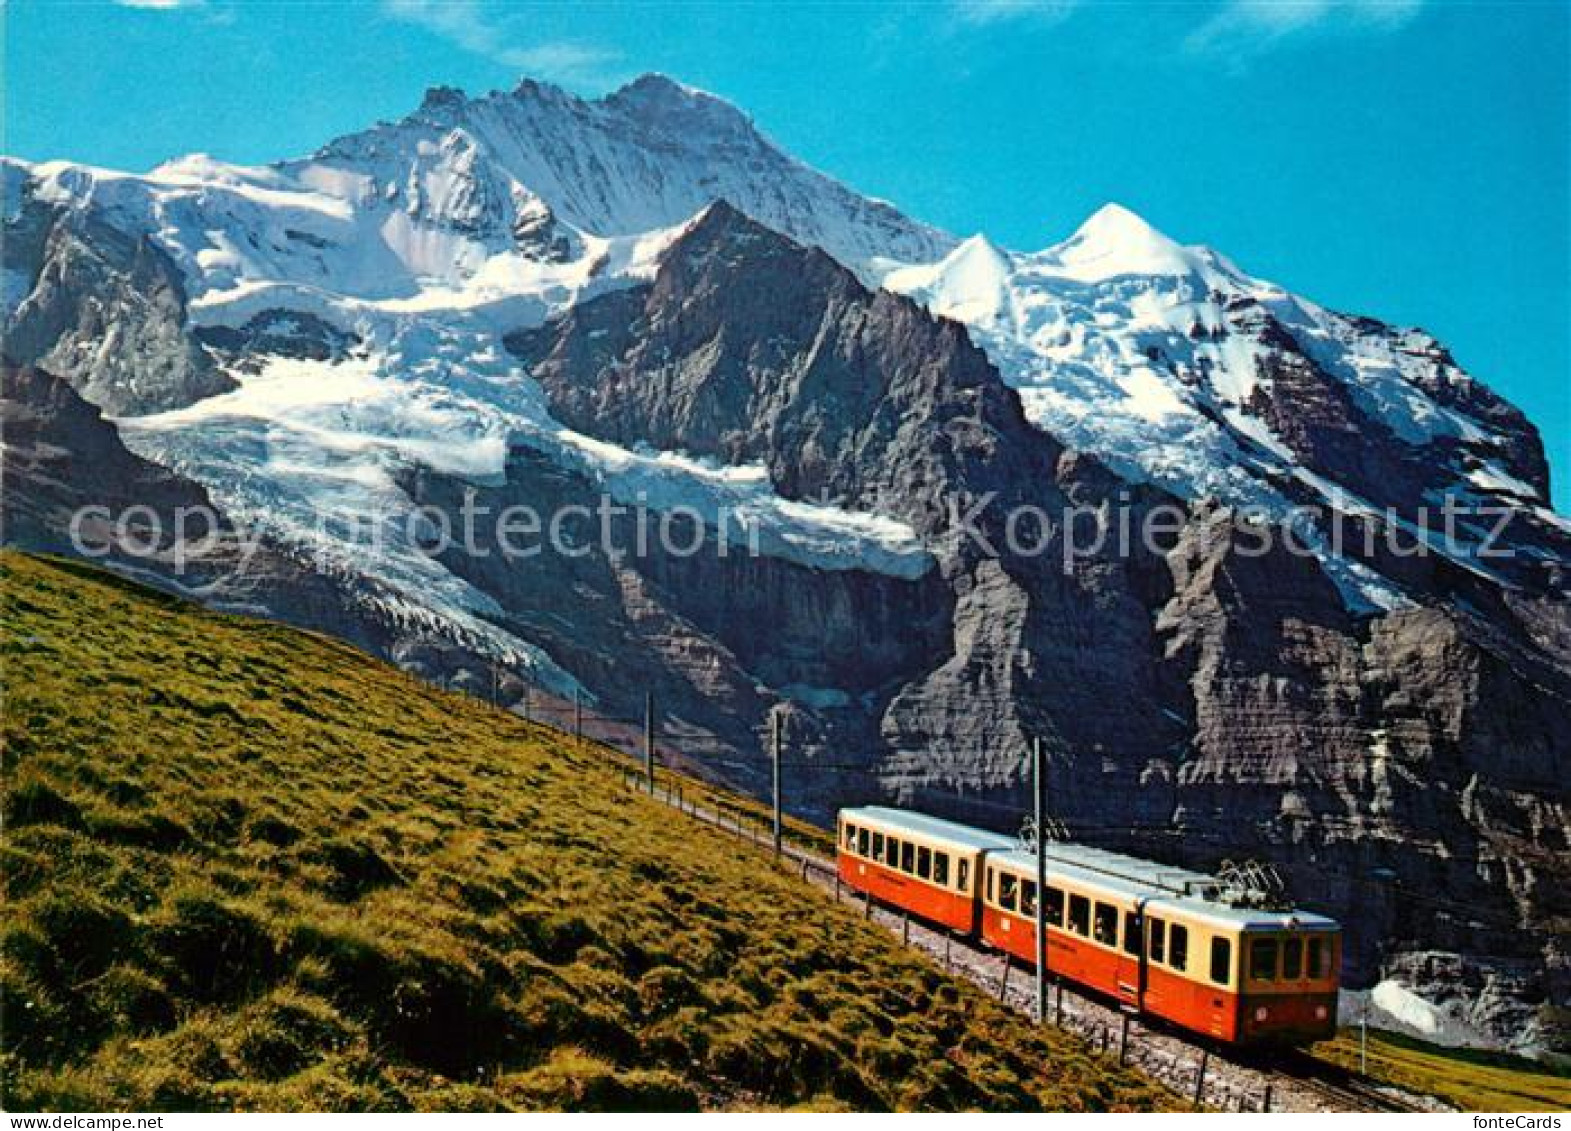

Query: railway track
611;768;1446;1112
1267;1050;1433;1113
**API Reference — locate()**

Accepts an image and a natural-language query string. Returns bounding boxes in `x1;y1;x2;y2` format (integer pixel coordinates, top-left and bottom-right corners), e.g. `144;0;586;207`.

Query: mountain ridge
3;72;1568;1052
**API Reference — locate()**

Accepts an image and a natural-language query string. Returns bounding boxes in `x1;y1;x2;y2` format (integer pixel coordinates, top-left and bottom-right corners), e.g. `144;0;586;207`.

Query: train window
1307;937;1328;979
1123;911;1141;956
958;858;970;890
1249;938;1277;981
1021;879;1037;916
1210;937;1233;985
872;831;884;860
917;845;932;880
1282;937;1303;980
901;840;915;874
1046;887;1064;927
857;828;870;857
844;823;856;849
1093;902;1119;946
1000;873;1018;912
1169;924;1189;971
1069;894;1091;936
886;837;900;868
934;852;950;886
1148;917;1167;963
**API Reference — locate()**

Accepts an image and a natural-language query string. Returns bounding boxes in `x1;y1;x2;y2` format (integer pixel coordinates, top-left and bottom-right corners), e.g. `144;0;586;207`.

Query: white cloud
381;0;623;89
951;0;1080;25
1186;0;1425;56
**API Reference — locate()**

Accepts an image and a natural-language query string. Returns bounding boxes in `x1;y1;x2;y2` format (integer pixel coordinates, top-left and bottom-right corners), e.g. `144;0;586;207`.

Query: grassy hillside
1315;1029;1571;1113
0;552;1176;1112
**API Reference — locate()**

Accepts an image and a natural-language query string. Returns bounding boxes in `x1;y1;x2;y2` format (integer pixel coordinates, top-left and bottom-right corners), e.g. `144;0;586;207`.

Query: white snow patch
1371;979;1445;1036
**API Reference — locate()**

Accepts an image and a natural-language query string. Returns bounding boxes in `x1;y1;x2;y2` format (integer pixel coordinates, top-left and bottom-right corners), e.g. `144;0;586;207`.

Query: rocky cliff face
2;188;232;414
505;208;1571;1051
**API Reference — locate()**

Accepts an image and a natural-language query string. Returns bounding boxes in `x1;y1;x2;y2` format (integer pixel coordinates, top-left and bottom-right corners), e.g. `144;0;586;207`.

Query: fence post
1118;1012;1130;1065
902;909;911;945
864;890;873;919
1261;1083;1272;1114
1054;981;1064;1026
573;688;582;745
944;929;953;969
997;954;1012;1001
1192;1051;1209;1110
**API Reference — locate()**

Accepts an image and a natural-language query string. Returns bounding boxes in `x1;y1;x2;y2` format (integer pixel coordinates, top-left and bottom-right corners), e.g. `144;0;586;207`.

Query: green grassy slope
1314;1029;1571;1113
0;553;1177;1112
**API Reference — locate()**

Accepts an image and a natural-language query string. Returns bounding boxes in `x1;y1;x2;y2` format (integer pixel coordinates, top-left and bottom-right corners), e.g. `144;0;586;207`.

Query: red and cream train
837;806;1340;1047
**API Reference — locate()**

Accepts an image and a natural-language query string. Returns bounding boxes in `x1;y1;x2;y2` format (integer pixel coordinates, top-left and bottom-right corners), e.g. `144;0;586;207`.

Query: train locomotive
837;806;1340;1047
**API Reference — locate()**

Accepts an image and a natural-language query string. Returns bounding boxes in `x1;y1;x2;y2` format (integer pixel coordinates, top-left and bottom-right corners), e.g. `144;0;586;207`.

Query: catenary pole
771;709;783;857
1035;734;1049;1025
644;690;656;792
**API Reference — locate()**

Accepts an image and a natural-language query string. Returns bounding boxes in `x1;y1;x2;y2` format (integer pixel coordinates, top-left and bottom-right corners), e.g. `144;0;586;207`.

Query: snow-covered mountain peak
883;233;1016;330
288;75;953;271
601;72;754;135
419;84;470;113
1034;201;1201;282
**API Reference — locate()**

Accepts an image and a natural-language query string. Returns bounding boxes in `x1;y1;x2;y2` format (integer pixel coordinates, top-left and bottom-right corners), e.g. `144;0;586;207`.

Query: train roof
841;806;1018;852
839;806;1338;933
988;845;1340;933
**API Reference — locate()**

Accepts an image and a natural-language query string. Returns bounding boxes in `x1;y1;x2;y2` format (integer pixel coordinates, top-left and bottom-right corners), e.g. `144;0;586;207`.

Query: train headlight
1315;1005;1328;1021
1254;1006;1269;1022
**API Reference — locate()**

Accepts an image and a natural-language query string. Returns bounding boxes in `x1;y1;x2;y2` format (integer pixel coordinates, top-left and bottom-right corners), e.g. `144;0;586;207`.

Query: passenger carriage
837;806;1340;1048
835;806;1013;933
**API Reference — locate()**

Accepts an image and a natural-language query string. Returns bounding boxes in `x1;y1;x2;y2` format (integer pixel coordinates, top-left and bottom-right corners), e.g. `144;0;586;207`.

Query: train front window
856;828;869;856
1249;937;1277;981
872;831;884;860
1000;873;1018;912
1282;937;1303;980
901;841;915;874
1149;917;1167;963
1046;886;1064;927
1210;937;1233;985
934;852;950;886
1068;894;1090;936
844;823;856;849
917;845;932;880
1093;902;1118;945
1169;924;1189;971
1307;936;1328;979
1123;911;1141;956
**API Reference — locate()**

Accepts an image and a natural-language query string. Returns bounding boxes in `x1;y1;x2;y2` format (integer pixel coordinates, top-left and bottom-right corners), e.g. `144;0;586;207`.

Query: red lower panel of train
839;850;1335;1047
837;853;978;934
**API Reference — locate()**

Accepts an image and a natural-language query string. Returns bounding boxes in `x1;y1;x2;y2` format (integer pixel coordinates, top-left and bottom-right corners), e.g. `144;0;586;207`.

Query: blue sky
6;0;1567;502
